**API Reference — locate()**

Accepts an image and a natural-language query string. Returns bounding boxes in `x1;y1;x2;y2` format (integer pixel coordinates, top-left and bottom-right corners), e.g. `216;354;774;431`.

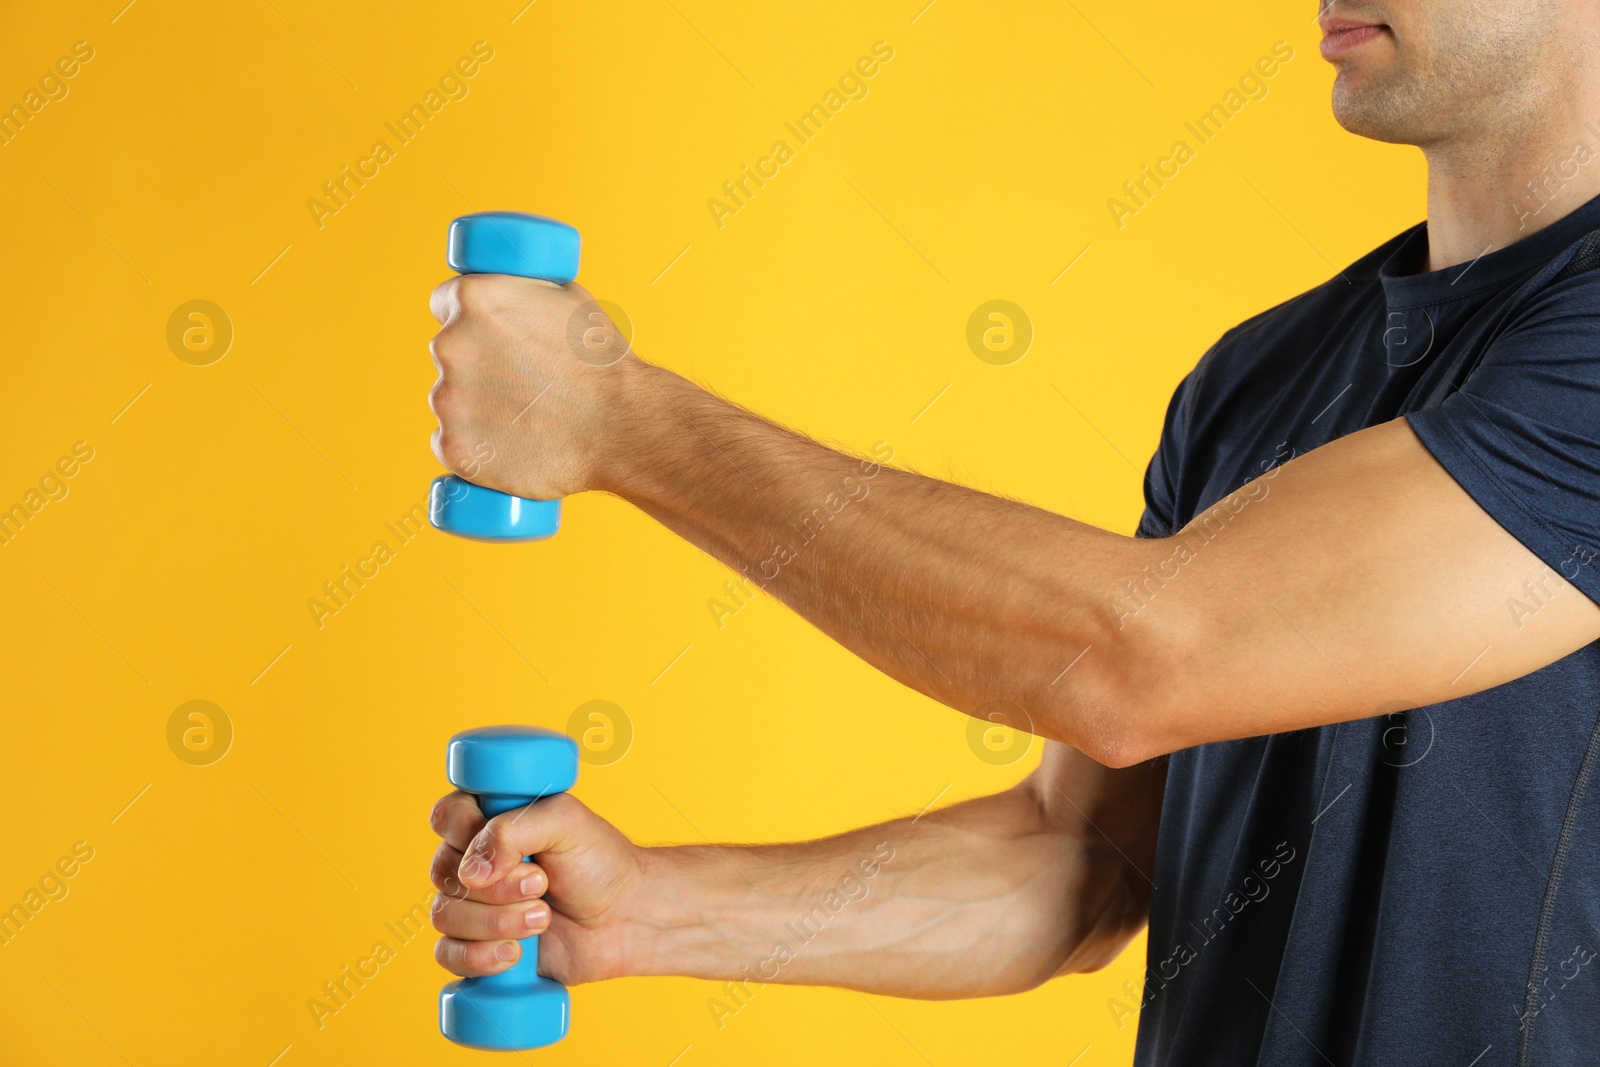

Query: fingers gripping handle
472;792;546;986
439;726;580;1051
428;212;581;543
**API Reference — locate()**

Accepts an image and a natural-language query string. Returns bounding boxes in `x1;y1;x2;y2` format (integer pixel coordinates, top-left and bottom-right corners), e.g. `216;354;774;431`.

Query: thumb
457;793;584;889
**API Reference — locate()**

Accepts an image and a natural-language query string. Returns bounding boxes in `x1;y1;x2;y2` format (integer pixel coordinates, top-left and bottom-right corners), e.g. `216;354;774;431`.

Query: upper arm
1104;321;1600;761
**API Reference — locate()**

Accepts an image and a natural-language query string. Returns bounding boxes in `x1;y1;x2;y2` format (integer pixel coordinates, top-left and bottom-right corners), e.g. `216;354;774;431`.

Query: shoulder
1505;227;1600;328
1211;228;1407;361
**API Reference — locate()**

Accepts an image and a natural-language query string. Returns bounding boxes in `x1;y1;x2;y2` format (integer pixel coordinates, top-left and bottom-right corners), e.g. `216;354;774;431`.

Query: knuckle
454;274;493;314
486;813;521;850
540;792;573;820
466;940;506;973
434;421;483;468
430;850;467;897
479;824;510;864
434;428;459;467
492;907;524;938
429;849;451;890
542;791;583;831
444;791;482;825
434;324;475;362
428;379;455;418
516;864;546;899
428;801;445;833
478;872;515;904
429;332;457;372
432;797;497;865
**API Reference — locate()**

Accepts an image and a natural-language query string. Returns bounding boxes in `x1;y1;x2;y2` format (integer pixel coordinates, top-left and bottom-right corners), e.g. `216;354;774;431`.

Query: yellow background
0;2;1423;1064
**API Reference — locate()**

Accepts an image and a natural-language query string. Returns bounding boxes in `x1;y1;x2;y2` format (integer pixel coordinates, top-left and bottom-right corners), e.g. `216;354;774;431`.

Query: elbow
1080;733;1155;772
1040;595;1202;769
1075;714;1157;771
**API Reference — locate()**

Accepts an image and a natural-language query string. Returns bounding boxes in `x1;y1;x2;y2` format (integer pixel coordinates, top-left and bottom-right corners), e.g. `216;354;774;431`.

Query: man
425;3;1600;1062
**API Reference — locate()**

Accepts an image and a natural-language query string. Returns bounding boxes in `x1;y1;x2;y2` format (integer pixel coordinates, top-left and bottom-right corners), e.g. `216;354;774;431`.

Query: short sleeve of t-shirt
1406;268;1600;607
1137;358;1209;540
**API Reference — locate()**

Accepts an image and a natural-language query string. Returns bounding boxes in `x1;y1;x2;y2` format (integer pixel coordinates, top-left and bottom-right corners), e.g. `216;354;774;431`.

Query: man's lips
1319;16;1388;59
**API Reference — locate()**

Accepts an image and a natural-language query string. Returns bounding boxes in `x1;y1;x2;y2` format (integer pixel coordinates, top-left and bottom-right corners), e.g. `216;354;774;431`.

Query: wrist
618;845;754;982
592;359;691;501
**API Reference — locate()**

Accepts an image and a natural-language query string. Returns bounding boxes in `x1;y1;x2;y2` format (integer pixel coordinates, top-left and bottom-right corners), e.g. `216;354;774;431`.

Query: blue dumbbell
428;211;581;542
439;725;580;1050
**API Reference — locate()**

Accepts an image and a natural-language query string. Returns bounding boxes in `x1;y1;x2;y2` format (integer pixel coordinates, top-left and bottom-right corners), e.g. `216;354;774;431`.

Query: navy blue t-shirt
1130;195;1600;1066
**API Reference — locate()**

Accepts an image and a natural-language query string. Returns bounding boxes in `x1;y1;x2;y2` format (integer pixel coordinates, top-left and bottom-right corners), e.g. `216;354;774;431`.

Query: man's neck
1424;80;1600;272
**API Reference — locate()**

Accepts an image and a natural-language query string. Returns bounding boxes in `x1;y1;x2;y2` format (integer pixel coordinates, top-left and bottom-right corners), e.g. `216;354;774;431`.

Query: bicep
1124;417;1600;756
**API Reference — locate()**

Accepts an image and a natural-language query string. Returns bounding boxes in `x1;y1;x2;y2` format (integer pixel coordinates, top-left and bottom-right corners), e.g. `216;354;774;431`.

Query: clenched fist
427;273;642;501
428;790;643;986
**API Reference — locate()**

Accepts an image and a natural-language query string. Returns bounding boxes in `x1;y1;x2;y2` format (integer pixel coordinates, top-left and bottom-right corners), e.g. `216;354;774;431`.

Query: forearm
620;782;1146;999
608;363;1146;757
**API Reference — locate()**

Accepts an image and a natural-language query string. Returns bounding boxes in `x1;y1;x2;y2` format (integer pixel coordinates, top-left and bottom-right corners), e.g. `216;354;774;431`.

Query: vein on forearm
633;787;1135;999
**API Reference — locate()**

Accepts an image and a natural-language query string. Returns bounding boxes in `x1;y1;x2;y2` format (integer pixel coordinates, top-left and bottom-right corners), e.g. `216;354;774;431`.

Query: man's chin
1331;78;1415;144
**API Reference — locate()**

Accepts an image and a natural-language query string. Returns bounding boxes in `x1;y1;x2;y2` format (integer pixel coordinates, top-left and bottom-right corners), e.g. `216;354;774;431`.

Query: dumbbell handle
469;789;566;992
428;212;580;542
